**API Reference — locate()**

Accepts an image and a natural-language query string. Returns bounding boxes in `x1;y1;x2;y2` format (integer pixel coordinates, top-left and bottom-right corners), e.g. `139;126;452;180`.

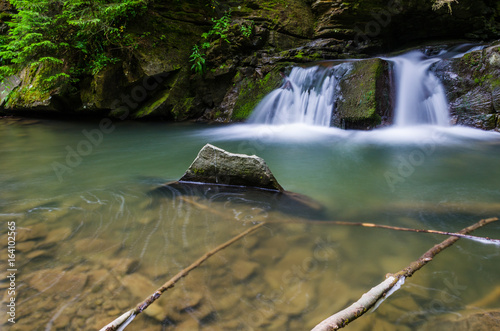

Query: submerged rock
179;144;284;192
153;144;325;219
421;309;500;331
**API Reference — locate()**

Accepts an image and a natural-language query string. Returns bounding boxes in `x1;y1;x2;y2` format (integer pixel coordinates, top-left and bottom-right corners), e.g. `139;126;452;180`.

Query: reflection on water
1;118;500;330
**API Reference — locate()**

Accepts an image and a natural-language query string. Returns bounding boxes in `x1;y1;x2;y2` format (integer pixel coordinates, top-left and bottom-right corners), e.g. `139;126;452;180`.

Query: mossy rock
231;69;284;121
180;143;284;191
335;58;390;129
437;45;500;129
2;64;71;112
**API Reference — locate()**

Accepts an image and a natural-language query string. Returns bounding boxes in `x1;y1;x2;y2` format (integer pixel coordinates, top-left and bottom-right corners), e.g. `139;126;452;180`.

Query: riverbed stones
17;223;48;241
120;273;157;299
44;226;72;245
179;144;284;191
28;267;88;298
421;309;500;330
231;259;259;281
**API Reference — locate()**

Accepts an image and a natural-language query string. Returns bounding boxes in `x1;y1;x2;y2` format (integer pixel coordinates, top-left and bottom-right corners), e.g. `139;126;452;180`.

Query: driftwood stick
100;221;265;331
311;217;499;331
180;195;500;244
180;197;500;244
301;219;500;245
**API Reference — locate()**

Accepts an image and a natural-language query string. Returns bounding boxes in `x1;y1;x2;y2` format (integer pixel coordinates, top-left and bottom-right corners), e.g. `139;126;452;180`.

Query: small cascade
388;51;450;126
248;63;352;126
247;44;485;129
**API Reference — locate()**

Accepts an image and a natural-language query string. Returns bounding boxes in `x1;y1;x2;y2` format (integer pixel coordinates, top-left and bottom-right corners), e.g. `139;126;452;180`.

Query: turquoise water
1;117;500;330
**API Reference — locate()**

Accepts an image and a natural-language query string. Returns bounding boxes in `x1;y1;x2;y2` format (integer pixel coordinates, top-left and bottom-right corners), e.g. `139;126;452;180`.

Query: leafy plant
240;21;254;38
432;0;458;14
0;0;148;91
189;44;206;74
202;11;232;44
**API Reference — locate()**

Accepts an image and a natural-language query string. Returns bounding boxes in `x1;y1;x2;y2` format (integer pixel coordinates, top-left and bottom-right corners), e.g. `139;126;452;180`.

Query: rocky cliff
1;0;499;130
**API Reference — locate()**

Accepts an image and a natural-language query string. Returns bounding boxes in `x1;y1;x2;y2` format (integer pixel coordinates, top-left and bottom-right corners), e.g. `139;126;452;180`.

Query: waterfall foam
388;51;450;127
248;63;352;126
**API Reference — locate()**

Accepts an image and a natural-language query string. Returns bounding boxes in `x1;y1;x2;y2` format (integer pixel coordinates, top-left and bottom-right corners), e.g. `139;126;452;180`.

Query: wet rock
153;180;326;220
335;58;392;129
120;273;157;299
17;223;48;242
28;267;88;298
73;237;110;255
107;258;141;275
87;268;111;286
16;240;36;252
421;309;500;331
215;291;241;312
43;226;72;246
277;281;316;315
54;315;71;329
252;234;288;266
174;292;204;312
176;318;200;330
268;313;289;330
182;303;216;325
231;259;259;281
179;144;284;191
26;250;49;260
372;317;411;331
241;235;260;250
435;45;500;131
143;302;165;322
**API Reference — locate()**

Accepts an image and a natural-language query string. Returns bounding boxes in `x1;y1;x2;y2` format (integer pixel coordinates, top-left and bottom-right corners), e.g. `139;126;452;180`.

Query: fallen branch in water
181;197;500;245
299;219;500;245
311;217;499;331
100;221;266;331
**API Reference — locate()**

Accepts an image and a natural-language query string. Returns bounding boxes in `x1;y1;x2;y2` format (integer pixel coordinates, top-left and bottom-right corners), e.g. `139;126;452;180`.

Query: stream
1;45;500;330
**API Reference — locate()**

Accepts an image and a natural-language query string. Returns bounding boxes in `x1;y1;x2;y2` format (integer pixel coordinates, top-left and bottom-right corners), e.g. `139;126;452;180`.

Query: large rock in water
179;144;284;192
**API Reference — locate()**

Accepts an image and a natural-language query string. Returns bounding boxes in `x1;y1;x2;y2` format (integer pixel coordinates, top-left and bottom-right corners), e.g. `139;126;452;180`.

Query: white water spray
248;63;352;126
389;51;450;126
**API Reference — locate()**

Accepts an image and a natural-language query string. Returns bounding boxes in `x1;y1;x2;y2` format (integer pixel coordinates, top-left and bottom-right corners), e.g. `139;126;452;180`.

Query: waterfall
388;51;450;126
248;63;352;126
247;45;485;129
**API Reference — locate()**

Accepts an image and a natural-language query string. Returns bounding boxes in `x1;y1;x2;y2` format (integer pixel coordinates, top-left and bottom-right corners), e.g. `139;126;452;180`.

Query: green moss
172;97;194;120
231;70;284;121
192;168;205;175
130;89;170;118
336;58;383;128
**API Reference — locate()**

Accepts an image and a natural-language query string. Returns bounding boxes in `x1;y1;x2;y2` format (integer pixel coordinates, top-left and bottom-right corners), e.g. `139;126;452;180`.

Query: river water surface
1;118;500;330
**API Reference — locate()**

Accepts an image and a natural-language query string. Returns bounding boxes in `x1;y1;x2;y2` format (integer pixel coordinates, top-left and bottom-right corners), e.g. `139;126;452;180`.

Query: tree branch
311;217;499;331
100;221;266;331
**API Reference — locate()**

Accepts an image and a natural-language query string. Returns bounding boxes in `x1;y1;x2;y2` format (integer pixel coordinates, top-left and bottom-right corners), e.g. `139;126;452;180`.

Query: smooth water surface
1;118;500;330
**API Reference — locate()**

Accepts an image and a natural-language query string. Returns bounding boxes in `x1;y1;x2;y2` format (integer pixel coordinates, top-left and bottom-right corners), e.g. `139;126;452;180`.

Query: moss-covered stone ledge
334;58;392;129
434;44;500;131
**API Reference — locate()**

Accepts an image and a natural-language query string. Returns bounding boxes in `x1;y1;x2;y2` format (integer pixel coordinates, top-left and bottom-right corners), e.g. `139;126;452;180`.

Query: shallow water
1;117;500;330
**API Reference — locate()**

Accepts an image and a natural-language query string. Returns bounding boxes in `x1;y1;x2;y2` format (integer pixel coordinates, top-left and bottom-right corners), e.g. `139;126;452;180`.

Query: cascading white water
247;45;486;130
248;63;352;126
389;51;450;126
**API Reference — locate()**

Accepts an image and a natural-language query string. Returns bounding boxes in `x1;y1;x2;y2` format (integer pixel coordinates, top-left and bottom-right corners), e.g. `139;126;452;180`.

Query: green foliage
202;11;231;44
189;44;206;74
432;0;458;14
240;21;254;38
0;0;148;91
190;10;232;75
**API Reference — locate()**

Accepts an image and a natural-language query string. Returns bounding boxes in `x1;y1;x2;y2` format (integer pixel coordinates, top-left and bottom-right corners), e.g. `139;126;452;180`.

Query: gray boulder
179;144;284;192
